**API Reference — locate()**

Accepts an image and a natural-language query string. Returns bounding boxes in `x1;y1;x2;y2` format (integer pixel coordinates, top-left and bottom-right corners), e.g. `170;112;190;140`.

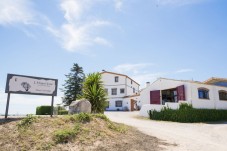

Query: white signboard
5;74;58;96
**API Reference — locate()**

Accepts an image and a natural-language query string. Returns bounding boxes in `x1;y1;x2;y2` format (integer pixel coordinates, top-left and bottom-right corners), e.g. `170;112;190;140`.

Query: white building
140;77;227;117
101;71;140;111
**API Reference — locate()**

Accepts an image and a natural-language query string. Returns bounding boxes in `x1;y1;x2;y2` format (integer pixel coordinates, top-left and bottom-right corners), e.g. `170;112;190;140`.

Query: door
150;90;161;104
177;85;185;101
130;99;134;111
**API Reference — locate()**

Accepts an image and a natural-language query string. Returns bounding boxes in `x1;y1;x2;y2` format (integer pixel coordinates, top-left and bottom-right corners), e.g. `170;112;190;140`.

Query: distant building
140;77;227;117
101;71;140;111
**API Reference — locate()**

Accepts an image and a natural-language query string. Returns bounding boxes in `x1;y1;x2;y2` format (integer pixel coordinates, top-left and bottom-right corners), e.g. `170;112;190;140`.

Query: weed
107;122;127;133
17;114;37;129
92;114;110;121
54;124;81;143
77;113;92;123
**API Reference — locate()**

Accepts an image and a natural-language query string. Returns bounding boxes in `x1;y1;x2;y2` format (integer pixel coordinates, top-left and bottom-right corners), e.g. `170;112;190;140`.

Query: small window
105;89;108;94
219;90;227;101
115;76;119;82
133;88;135;93
111;88;117;95
198;88;209;99
115;100;122;107
120;88;125;94
131;80;133;84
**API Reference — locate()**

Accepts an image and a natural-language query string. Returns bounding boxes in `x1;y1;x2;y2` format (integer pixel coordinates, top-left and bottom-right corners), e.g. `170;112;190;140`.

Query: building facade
140;77;227;117
101;71;140;111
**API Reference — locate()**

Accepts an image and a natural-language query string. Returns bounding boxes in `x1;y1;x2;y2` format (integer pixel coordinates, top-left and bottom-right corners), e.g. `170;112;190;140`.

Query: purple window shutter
150;90;161;104
177;85;185;101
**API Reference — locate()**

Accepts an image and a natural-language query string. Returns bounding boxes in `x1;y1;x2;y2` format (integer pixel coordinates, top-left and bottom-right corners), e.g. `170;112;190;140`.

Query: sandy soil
105;111;227;151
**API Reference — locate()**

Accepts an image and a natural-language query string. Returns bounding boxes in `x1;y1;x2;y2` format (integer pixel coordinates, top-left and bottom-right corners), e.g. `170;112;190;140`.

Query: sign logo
21;82;31;91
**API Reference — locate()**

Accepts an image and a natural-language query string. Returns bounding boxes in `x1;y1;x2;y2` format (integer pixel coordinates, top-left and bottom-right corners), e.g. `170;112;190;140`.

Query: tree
82;72;107;113
62;63;85;106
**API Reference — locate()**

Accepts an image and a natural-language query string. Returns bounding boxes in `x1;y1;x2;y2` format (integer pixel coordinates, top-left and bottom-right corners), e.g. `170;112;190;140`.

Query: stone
69;99;91;114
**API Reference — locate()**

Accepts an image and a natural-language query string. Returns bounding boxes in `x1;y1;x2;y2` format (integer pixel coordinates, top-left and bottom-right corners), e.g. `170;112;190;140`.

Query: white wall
140;78;192;105
105;98;129;111
140;78;227;117
101;72;140;111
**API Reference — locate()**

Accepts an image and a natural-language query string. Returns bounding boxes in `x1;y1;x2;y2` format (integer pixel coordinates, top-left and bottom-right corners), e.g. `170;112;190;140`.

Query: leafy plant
82;72;107;113
17;114;37;129
54;124;81;143
77;113;92;123
149;105;227;123
58;110;68;115
36;106;52;115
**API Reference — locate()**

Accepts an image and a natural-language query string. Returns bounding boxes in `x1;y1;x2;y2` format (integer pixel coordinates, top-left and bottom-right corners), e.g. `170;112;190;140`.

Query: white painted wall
101;72;140;111
140;78;227;117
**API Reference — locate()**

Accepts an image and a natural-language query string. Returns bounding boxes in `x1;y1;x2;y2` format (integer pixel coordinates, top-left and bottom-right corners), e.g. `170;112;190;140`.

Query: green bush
149;104;227;123
77;113;92;123
36;106;52;115
54;124;81;143
17;114;37;129
58;110;68;115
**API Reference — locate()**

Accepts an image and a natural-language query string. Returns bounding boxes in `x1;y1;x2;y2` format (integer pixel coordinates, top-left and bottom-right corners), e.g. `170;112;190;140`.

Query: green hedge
36;106;52;115
149;104;227;123
58;110;68;115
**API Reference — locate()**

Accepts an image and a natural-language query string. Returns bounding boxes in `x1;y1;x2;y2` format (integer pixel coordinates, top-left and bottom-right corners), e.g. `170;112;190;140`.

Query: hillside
0;113;166;151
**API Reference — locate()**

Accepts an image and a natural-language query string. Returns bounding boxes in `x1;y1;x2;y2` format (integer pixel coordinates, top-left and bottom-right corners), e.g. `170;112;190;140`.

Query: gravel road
105;111;227;151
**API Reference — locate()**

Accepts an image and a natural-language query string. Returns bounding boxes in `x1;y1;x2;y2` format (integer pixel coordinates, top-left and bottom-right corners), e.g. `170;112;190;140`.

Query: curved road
105;111;227;151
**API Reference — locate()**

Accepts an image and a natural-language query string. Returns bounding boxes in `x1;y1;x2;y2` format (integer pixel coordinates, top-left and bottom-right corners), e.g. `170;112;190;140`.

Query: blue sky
0;0;227;114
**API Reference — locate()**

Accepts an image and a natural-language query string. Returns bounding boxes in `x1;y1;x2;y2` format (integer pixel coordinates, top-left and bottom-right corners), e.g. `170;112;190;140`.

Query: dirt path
105;111;227;151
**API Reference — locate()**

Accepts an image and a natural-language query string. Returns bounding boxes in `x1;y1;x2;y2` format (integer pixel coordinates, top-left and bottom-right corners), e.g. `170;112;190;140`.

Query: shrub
36;106;52;115
58;110;68;115
82;72;107;113
17;114;37;129
54;124;81;143
77;113;92;123
149;104;227;123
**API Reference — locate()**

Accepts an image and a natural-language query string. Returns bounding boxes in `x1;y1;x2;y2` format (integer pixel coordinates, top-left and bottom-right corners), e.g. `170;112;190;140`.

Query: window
105;89;108;94
133;88;135;93
111;88;117;95
120;88;125;94
219;90;227;101
115;100;122;107
131;80;133;84
198;88;209;99
115;76;119;82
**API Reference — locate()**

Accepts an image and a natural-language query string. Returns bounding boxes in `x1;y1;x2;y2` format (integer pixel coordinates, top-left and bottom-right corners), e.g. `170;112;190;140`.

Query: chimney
146;82;150;88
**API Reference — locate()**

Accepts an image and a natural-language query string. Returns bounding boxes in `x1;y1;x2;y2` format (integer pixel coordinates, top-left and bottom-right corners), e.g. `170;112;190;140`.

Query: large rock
69;99;91;114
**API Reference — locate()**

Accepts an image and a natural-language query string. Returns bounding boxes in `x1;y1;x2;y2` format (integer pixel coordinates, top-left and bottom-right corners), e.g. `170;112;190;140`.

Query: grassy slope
0;114;165;151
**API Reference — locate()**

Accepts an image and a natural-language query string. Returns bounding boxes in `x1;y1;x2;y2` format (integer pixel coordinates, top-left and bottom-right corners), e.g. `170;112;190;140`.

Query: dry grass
0;114;169;151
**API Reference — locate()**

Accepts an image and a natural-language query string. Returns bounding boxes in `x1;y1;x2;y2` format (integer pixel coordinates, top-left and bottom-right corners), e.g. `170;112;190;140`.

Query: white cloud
176;69;194;73
113;63;154;74
114;0;123;11
0;0;35;25
94;37;112;47
46;0;114;53
60;0;92;22
156;0;206;6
